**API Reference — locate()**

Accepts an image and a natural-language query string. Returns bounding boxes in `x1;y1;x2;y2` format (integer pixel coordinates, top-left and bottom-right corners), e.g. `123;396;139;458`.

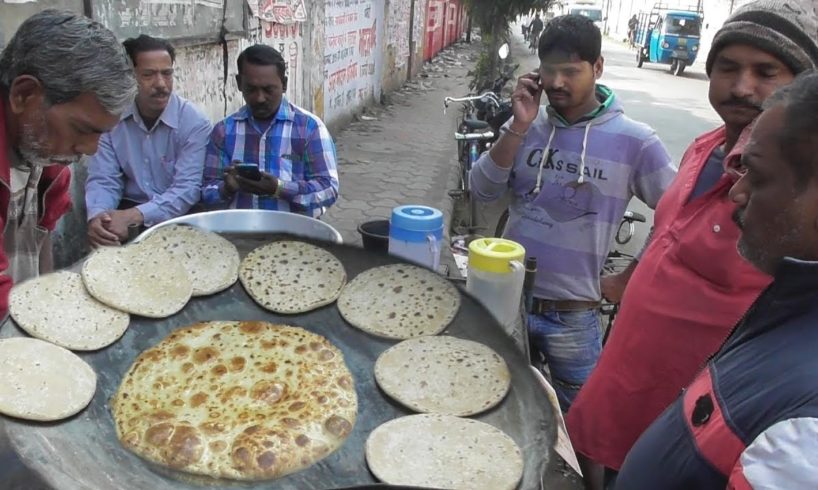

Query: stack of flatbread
338;264;460;339
240;240;346;314
111;321;357;480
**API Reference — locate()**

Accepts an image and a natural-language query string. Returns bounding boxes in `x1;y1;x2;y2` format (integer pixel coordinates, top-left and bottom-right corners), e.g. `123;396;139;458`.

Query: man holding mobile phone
201;45;339;217
470;14;675;416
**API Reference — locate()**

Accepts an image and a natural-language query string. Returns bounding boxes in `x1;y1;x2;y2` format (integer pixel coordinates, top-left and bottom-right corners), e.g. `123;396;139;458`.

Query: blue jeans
528;309;603;412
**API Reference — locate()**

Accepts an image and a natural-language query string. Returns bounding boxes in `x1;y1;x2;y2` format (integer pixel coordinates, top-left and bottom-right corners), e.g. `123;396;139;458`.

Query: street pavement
322;43;478;250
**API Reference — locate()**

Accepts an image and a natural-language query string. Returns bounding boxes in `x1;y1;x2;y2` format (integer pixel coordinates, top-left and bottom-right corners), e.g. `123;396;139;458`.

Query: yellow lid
468;238;526;274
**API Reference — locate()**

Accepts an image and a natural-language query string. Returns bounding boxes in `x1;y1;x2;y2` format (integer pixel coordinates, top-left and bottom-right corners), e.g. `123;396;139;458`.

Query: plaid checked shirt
202;99;339;217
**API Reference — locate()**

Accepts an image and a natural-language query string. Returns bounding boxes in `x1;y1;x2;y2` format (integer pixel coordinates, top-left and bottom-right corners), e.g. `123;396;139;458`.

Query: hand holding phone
235;163;262;181
510;71;543;128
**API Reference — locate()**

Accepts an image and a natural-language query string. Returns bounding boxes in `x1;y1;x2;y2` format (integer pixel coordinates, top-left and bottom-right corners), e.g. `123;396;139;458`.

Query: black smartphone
235;163;262;181
528;72;543;96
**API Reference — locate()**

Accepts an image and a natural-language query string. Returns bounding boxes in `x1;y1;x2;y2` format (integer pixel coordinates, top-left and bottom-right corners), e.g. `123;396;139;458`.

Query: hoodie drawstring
533;120;594;193
577;122;593;185
533;125;557;195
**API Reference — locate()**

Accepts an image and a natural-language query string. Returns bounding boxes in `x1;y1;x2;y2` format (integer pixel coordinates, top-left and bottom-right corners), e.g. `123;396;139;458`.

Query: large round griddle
0;233;555;490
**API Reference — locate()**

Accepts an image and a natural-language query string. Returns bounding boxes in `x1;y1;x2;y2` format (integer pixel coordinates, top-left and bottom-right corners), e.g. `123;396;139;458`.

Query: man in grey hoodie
470;14;676;411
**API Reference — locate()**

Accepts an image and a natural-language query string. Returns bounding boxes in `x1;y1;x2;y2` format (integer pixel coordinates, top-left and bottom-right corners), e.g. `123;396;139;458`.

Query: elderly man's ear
7;75;46;115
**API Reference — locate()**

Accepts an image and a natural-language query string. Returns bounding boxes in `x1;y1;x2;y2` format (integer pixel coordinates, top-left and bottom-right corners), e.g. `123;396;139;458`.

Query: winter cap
706;0;818;75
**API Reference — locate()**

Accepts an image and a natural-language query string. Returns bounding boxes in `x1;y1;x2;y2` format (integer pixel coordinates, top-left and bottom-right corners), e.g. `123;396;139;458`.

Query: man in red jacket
565;1;818;488
0;10;135;316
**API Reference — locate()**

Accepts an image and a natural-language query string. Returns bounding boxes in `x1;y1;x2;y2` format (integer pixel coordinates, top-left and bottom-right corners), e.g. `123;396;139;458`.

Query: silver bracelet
502;126;528;139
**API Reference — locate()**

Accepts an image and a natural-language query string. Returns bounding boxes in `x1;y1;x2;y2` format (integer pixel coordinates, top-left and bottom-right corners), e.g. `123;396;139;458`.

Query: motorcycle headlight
692;45;699;51
662;42;670;49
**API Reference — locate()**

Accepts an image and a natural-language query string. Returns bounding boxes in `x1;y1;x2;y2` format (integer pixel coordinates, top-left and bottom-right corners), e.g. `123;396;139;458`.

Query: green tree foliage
463;0;553;90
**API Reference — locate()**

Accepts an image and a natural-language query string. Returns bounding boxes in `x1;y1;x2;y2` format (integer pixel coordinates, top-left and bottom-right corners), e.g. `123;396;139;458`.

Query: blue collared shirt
85;93;212;226
201;98;339;217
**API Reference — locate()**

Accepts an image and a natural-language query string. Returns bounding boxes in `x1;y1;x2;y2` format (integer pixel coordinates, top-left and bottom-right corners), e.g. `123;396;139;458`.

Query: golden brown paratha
111;321;357;481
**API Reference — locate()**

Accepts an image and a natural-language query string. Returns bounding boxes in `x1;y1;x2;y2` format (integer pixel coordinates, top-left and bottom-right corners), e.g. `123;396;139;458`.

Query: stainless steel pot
136;209;343;244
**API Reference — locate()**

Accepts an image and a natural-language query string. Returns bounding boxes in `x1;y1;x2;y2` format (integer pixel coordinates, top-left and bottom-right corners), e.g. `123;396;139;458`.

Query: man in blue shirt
85;35;212;247
201;45;339;217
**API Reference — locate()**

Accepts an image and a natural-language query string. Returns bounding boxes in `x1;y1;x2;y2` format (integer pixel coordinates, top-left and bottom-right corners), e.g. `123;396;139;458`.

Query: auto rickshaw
635;3;703;76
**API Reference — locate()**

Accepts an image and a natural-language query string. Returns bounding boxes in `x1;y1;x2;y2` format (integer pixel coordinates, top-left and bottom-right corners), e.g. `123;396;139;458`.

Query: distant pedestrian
529;14;545;51
627;15;638;47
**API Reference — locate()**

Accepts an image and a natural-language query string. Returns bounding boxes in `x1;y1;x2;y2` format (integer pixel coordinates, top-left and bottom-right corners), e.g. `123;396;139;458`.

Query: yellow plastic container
467;238;526;327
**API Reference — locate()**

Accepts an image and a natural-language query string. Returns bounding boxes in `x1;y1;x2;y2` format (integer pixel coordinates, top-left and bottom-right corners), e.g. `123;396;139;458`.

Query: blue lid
391;205;444;232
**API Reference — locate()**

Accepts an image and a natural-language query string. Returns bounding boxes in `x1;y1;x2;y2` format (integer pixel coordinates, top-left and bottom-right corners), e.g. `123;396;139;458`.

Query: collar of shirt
233;97;295;126
121;92;182;132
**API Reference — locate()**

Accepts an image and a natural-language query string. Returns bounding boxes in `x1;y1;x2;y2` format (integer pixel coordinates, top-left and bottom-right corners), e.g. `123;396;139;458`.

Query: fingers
88;224;120;248
234;175;261;192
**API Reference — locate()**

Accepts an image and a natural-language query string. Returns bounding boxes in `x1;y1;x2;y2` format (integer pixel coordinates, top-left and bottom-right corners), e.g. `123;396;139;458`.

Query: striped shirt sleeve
276;118;339;214
201;121;232;205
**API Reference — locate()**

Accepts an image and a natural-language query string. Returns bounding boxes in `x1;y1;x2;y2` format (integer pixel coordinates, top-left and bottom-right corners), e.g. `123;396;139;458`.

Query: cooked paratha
239;241;346;314
366;414;524;490
0;337;96;421
142;225;239;296
338;264;460;339
81;243;192;318
111;321;357;481
9;271;129;351
374;336;511;416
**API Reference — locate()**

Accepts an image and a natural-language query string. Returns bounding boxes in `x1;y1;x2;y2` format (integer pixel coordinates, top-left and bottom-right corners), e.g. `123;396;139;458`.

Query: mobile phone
527;72;543;96
235;163;262;181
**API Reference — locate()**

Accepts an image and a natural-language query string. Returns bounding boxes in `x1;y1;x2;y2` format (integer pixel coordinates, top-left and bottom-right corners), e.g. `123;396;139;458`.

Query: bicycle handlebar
443;92;502;109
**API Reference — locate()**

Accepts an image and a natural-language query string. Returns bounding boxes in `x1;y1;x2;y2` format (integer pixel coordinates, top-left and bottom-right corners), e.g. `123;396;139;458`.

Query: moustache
151;91;170;98
722;98;762;111
546;90;570;97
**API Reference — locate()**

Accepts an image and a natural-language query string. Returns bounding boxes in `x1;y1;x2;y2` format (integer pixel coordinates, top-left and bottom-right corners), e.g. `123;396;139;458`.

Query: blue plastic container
388;205;444;270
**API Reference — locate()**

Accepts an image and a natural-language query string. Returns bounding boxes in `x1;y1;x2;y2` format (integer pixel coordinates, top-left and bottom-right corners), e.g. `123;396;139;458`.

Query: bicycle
444;92;502;236
600;210;646;342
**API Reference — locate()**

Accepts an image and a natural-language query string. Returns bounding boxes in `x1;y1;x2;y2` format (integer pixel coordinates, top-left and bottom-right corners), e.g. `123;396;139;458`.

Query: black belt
530;298;601;314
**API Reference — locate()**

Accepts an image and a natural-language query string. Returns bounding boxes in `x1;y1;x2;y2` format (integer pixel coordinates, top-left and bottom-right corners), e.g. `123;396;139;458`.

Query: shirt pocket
672;205;742;290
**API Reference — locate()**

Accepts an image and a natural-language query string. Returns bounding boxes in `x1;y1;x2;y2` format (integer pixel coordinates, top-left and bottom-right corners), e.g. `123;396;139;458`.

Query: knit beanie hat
705;0;818;75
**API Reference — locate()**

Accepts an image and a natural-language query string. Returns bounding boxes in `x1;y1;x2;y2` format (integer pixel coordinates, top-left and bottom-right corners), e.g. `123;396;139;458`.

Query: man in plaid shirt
202;45;339;217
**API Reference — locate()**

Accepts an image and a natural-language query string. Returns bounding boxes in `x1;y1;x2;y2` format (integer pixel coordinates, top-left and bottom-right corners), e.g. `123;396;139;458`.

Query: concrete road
488;32;723;256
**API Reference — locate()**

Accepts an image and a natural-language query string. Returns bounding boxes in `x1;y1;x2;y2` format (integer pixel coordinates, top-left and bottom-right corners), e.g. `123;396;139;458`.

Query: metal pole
729;0;735;13
408;0;416;80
